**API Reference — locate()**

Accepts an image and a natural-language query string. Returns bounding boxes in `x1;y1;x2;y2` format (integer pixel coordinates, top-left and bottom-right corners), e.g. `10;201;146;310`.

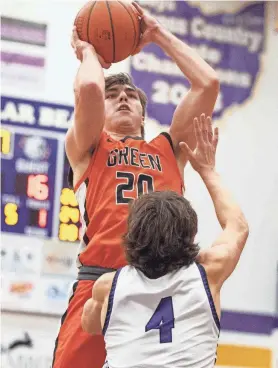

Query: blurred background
1;0;278;367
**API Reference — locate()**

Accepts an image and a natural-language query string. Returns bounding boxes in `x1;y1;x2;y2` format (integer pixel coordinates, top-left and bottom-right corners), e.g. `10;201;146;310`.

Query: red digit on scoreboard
27;174;49;201
38;209;47;228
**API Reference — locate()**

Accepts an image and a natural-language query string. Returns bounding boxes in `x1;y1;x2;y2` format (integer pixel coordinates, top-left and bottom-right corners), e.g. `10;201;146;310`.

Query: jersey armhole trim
159;132;185;194
160;132;175;153
102;268;122;335
74;149;95;193
196;263;221;331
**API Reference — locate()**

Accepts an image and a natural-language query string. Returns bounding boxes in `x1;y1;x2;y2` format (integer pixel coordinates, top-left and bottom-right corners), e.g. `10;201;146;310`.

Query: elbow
235;214;249;241
191;73;220;99
242;220;249;240
76;80;104;100
227;213;249;237
204;73;220;94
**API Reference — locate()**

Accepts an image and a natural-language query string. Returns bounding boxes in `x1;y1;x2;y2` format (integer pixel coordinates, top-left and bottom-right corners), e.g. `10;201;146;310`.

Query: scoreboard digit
1;128;14;158
4;203;19;226
58;155;81;242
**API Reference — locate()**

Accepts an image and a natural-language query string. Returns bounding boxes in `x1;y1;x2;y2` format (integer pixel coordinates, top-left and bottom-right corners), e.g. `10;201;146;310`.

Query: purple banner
131;1;265;124
1;52;45;67
1;17;47;47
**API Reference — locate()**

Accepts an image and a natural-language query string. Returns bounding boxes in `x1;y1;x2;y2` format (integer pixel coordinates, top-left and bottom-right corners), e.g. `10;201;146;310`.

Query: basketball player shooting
52;2;219;368
81;115;249;368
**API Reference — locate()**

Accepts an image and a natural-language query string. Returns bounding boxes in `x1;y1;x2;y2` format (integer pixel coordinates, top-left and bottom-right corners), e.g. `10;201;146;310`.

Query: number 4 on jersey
145;297;175;343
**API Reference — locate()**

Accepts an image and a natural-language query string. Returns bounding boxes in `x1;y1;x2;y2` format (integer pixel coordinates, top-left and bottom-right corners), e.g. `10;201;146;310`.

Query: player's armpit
197;224;249;289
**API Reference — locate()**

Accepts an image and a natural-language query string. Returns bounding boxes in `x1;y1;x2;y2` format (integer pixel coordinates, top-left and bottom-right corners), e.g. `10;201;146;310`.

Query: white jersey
103;263;220;368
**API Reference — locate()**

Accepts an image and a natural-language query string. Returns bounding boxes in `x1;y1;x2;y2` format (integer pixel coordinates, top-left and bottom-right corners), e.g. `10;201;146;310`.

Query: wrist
150;24;169;44
82;45;96;57
198;167;217;180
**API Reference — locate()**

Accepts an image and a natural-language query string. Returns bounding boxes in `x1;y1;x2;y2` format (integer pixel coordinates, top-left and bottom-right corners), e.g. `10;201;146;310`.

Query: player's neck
104;129;142;141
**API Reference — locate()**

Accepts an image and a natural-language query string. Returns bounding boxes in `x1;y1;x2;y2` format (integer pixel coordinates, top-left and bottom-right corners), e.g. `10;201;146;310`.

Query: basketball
74;1;141;63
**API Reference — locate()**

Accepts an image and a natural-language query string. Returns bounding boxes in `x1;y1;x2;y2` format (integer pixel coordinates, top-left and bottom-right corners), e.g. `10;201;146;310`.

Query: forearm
74;47;105;92
200;169;247;230
152;27;218;88
81;298;102;335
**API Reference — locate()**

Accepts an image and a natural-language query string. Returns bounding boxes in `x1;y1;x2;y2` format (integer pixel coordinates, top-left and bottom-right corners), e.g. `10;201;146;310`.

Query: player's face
104;84;144;136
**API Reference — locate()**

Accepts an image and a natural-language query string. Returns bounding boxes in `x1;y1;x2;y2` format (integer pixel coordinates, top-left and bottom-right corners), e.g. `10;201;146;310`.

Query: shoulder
150;132;174;147
148;132;175;153
94;272;116;291
92;272;116;302
196;247;232;289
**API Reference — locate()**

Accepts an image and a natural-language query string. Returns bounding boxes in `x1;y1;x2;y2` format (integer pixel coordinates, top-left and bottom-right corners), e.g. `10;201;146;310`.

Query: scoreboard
1;127;57;237
1;96;81;242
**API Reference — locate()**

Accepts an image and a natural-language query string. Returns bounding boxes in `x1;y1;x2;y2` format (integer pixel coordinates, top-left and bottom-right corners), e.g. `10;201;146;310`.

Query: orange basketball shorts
52;280;106;368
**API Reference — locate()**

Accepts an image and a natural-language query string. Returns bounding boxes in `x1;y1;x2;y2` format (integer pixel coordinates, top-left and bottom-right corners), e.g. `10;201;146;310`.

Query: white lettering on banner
155;15;188;36
223;13;264;27
152;80;188;105
133;52;183;77
1;102;35;125
15;158;49;173
132;53;252;89
196;44;222;64
151;80;223;113
39;107;73;129
216;68;251;88
132;48;221;77
191;17;263;53
140;1;177;13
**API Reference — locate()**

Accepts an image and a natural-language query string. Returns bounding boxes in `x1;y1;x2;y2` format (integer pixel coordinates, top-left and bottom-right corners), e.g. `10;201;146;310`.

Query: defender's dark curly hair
123;191;199;279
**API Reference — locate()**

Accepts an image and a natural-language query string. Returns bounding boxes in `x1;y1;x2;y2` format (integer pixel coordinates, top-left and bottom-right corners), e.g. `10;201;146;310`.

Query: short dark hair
105;73;147;138
68;73;147;189
123;191;199;279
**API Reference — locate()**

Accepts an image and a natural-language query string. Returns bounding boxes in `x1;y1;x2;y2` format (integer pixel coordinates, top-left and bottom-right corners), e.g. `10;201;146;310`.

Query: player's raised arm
132;2;219;153
181;114;249;289
65;27;111;169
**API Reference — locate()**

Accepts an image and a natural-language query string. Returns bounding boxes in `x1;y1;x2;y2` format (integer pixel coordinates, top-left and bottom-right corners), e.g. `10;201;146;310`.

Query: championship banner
131;1;265;126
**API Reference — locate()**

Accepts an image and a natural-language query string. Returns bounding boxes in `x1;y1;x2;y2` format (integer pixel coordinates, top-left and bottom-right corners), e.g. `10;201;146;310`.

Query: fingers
131;34;147;55
207;116;213;144
132;2;144;16
212;127;219;149
72;26;79;44
97;54;111;69
97;53;111;69
193;117;205;146
194;113;214;146
179;142;194;158
200;113;208;143
131;44;143;56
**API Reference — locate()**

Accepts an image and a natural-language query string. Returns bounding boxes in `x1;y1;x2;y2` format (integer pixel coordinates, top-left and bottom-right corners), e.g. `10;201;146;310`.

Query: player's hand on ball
131;2;161;55
71;27;111;69
71;26;92;60
179;114;219;174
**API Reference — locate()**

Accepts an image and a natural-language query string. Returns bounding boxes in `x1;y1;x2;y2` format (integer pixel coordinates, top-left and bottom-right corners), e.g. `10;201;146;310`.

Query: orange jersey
74;132;184;269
